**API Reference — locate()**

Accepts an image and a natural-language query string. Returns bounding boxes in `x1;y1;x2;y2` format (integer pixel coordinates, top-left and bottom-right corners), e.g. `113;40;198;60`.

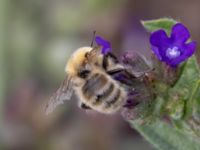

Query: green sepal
141;18;177;34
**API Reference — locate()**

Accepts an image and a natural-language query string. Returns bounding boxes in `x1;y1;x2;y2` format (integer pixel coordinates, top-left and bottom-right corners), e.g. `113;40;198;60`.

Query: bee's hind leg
78;102;91;110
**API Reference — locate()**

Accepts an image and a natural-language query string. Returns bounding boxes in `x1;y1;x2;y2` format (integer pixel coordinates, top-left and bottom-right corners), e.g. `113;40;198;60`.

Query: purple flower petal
95;36;111;55
171;23;190;44
183;41;196;57
150;30;171;61
150;29;170;48
151;46;165;61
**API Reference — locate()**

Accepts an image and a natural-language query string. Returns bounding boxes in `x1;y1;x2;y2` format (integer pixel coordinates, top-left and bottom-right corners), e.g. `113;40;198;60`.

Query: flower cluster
94;23;196;119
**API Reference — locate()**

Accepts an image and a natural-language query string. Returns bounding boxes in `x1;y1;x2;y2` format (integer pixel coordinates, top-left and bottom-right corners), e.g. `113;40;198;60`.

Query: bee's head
65;47;93;76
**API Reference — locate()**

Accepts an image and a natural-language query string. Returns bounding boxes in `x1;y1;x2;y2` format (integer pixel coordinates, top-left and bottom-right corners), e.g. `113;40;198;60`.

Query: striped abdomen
81;72;126;114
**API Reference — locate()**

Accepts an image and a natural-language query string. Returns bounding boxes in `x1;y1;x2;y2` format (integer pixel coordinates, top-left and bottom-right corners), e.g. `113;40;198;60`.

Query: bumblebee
45;46;127;115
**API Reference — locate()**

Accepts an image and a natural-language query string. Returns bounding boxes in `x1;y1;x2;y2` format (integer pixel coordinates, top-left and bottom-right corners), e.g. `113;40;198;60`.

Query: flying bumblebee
45;46;127;115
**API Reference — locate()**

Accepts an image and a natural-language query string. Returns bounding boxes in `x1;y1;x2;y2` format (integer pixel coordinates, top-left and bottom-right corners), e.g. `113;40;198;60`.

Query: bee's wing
123;51;152;77
45;75;74;115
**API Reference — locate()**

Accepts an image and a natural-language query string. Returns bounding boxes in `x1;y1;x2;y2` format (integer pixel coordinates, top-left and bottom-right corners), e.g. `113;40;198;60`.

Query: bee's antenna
90;30;96;47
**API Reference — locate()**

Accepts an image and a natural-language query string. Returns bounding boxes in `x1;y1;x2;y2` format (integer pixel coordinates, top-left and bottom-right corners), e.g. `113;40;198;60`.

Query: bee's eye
78;70;90;78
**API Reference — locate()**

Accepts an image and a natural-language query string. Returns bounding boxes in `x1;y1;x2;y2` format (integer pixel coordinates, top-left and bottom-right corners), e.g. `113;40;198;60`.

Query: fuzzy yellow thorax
65;47;93;75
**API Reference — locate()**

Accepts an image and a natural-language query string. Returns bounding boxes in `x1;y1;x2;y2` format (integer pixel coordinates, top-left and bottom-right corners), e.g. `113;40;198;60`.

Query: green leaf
141;18;177;34
190;80;200;120
169;56;200;117
173;56;200;90
162;56;200;137
130;120;200;150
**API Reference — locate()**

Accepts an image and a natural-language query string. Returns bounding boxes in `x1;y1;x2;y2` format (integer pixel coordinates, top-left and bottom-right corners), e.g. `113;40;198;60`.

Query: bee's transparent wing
123;51;152;77
45;75;74;115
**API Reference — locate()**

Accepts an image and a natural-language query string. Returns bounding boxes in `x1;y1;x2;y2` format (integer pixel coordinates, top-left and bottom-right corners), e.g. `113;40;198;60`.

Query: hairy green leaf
130;120;200;150
164;56;200;137
168;56;200;117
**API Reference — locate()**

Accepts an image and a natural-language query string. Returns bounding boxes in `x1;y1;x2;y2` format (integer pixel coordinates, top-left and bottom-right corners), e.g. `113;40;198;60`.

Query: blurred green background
0;0;199;149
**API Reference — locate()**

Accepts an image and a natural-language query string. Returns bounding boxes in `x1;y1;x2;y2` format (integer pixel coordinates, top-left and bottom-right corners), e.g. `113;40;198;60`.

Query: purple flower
150;23;196;67
95;36;111;55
